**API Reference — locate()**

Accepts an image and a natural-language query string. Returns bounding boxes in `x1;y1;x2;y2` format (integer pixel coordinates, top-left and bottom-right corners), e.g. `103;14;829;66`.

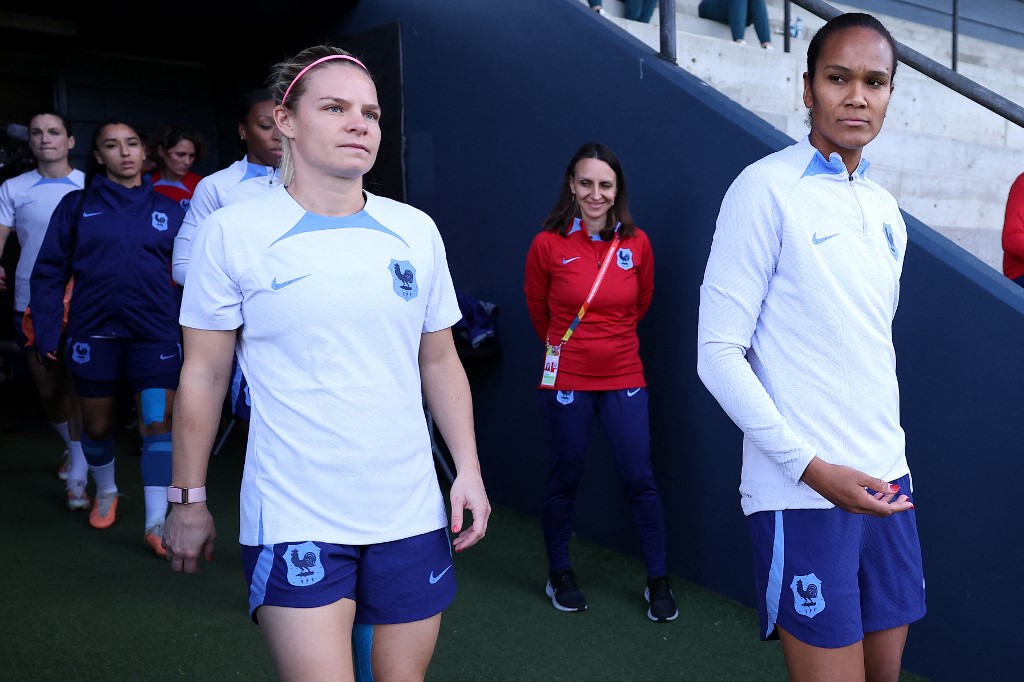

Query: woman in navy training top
31;120;185;557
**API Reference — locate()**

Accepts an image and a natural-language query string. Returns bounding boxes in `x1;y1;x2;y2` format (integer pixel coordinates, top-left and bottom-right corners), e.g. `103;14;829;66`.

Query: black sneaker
545;570;588;612
645;576;678;622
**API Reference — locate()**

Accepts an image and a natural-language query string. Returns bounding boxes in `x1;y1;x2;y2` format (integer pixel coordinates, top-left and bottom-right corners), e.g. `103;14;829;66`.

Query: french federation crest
616;248;634;270
556;390;574;405
790;572;825;618
71;341;91;365
284;541;325;587
883;222;897;260
389;259;418;300
151;211;169;231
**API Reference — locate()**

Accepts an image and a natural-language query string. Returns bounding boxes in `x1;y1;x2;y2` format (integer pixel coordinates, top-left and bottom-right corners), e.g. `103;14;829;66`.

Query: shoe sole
646;608;679;622
545;581;587;612
66;500;91;512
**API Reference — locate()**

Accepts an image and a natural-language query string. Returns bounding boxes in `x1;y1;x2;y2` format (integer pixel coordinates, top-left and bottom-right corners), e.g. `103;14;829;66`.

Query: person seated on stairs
699;0;774;49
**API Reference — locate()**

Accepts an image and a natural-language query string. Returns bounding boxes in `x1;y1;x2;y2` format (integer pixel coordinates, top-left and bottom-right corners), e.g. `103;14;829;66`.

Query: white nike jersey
697;137;909;515
0;169;85;311
181;187;460;545
171;157;280;284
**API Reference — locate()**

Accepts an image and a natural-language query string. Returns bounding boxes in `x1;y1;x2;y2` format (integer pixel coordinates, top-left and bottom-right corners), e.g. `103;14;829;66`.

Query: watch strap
167;485;207;504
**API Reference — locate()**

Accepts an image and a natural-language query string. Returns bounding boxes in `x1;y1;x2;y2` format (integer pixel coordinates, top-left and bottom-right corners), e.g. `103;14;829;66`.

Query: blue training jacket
30;174;186;355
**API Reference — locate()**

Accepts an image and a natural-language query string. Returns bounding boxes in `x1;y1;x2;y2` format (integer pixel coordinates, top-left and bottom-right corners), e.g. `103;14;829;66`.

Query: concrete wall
606;0;1024;271
330;1;1024;678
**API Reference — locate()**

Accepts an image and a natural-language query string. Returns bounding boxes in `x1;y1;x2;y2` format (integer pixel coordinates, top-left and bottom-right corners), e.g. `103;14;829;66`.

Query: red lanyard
558;234;620;345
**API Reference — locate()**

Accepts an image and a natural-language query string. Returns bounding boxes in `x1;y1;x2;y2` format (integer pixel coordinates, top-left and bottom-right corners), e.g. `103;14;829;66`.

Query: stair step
581;0;1023;272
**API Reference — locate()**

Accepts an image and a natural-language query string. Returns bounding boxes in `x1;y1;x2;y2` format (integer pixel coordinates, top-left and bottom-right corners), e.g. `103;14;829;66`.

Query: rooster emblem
290;548;317;577
394;262;414;290
71;341;91;364
790;573;825;618
883;222;898;260
284;541;324;586
616;247;634;270
151;210;169;232
795;579;818;607
388;259;418;300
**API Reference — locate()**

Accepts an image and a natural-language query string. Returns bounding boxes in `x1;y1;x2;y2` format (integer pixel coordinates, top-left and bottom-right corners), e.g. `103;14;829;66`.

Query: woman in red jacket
1002;172;1024;286
524;141;676;622
146;124;205;212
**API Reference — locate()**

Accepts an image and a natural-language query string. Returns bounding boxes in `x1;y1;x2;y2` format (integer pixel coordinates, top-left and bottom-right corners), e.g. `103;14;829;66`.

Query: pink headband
281;54;368;105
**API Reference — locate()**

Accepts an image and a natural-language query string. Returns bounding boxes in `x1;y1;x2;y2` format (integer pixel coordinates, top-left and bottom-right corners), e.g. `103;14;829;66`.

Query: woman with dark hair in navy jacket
32;119;185;557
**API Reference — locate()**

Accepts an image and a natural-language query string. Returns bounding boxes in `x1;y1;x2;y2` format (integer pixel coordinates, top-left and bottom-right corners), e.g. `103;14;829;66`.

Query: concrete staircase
583;0;1024;271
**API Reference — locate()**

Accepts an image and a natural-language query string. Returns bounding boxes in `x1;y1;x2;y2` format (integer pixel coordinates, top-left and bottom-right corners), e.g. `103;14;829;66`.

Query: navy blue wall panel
323;1;1024;678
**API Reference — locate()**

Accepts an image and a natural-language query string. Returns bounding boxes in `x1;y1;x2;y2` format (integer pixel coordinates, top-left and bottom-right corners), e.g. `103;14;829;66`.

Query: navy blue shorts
747;474;926;648
242;527;456;626
65;336;181;397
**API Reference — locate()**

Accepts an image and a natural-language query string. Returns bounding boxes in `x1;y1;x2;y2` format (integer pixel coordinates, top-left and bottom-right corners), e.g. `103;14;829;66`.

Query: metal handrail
784;0;1024;129
659;0;677;63
786;0;960;69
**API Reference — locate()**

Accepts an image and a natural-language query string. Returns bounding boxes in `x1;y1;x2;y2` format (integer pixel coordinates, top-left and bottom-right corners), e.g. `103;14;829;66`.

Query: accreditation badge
540;343;561;388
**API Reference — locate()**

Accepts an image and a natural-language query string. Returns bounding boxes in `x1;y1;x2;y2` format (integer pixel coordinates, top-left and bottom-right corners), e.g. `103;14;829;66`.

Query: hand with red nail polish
800;457;915;517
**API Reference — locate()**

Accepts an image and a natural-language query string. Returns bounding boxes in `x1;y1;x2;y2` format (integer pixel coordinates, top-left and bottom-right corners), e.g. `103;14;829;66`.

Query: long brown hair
540;141;636;241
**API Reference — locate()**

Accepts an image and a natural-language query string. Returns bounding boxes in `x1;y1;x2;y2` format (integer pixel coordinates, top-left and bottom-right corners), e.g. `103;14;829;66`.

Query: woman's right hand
164;503;217;573
800;457;914;517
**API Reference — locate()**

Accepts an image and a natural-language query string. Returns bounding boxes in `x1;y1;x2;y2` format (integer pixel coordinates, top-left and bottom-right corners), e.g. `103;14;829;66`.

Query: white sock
90;460;117;494
51;421;71;447
144;486;169;529
66;441;89;489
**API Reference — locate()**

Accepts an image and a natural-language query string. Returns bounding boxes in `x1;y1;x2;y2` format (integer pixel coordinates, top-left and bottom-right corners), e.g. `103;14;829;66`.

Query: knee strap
81;434;116;467
140;387;167;426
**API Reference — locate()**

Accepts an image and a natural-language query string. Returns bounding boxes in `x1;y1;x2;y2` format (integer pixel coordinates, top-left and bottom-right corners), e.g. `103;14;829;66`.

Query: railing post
951;0;959;71
659;0;677;64
784;0;792;53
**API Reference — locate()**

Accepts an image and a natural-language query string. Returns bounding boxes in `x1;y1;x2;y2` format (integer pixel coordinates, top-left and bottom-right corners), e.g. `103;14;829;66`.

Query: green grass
1;406;927;681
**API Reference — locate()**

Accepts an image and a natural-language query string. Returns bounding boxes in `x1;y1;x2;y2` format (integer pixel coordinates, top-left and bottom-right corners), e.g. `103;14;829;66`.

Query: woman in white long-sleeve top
697;13;924;681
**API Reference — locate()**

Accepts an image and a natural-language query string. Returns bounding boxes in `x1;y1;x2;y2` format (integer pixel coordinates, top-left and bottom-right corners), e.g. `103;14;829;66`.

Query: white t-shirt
171;156;280;285
0;169;85;311
697;137;909;516
180;186;462;546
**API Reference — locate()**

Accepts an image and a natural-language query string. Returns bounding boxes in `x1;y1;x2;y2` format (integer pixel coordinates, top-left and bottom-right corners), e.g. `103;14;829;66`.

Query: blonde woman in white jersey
165;44;490;681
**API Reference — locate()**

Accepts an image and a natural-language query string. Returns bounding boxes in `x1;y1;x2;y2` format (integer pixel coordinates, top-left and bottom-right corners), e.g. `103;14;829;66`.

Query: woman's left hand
449;469;491;552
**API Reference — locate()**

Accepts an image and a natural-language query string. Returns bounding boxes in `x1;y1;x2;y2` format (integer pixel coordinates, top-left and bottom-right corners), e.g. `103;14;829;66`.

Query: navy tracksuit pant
537;387;668;577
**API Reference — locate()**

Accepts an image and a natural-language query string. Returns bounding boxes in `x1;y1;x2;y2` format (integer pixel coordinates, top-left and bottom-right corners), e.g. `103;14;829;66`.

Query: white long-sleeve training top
171;156;280;285
697;137;910;516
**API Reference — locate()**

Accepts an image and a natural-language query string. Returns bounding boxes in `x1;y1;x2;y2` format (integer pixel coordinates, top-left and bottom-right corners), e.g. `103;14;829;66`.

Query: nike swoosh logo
429;565;453;584
812;232;840;245
271;274;311;290
627;388;641;397
83;211;102;218
562;257;581;264
159;353;177;360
